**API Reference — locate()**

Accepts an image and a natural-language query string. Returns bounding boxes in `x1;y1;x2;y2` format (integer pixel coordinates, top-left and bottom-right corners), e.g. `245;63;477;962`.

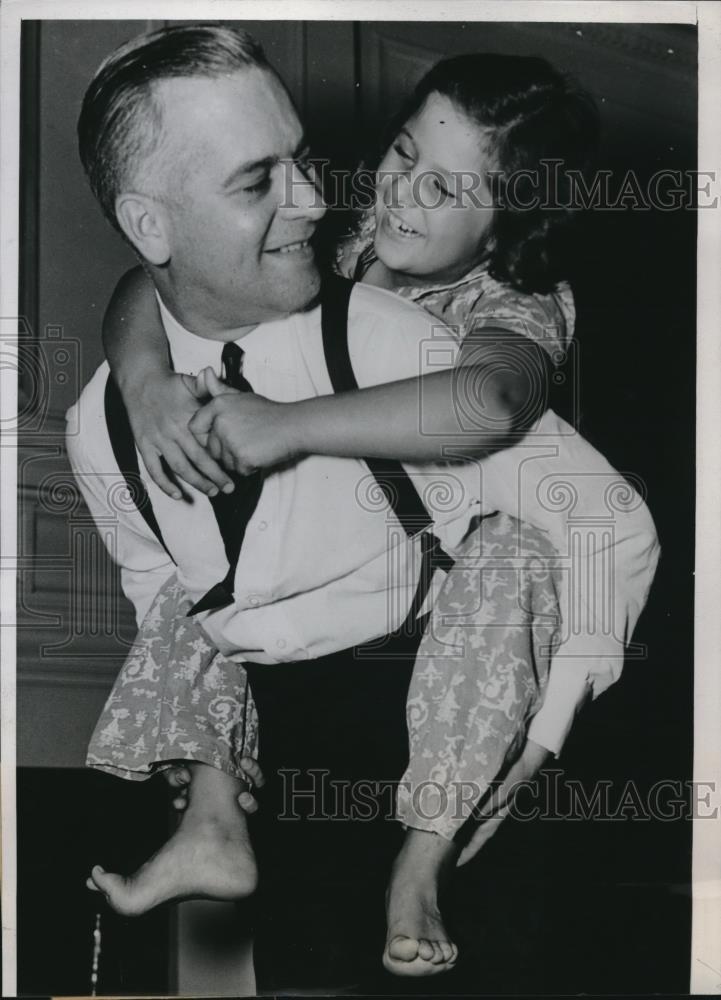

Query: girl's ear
115;193;171;266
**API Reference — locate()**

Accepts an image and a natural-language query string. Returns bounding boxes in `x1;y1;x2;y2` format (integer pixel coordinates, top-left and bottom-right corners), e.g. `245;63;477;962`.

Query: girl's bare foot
383;828;459;977
86;763;258;916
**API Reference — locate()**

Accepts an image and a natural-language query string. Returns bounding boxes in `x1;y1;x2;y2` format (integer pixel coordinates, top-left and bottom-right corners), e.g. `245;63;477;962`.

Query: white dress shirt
66;282;659;755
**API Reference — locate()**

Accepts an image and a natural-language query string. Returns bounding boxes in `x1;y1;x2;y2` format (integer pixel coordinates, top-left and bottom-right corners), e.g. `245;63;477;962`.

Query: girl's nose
387;170;414;210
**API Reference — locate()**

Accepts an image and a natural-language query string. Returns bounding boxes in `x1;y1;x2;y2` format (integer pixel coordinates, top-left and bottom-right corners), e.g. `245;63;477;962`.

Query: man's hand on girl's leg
87;762;263;915
457;738;551;866
164;757;264;812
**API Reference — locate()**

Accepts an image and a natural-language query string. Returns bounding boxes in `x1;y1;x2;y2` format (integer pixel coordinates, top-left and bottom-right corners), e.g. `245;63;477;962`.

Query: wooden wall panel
358;21;696;167
18;20;152;768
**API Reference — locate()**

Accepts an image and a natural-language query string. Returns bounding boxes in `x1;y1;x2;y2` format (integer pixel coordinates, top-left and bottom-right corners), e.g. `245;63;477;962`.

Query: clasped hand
123;367;300;499
187;367;298;478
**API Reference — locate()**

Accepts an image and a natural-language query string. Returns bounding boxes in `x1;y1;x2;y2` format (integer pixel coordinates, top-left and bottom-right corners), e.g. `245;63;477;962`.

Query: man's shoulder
65;362;111;463
343;282;458;385
347;281;452;362
348;280;437;332
66;361;111;420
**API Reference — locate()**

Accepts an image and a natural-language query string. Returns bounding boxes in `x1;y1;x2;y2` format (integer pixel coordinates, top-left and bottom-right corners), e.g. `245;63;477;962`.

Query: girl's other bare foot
383;828;459;977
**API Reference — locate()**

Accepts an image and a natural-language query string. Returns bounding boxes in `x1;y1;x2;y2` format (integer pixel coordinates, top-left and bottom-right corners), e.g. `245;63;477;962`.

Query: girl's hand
123;370;235;499
456;738;551;866
189;368;301;476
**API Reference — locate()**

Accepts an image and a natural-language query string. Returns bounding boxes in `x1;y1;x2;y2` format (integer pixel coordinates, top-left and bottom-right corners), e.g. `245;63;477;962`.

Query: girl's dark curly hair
379;53;599;294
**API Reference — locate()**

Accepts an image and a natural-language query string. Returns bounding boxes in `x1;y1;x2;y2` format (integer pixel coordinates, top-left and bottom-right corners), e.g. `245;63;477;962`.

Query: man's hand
457;738;552;866
123;370;235;499
163;757;265;814
189;367;301;476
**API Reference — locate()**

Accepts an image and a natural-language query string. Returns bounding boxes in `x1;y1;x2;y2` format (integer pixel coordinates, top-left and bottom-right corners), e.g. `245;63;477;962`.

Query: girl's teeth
388;213;419;237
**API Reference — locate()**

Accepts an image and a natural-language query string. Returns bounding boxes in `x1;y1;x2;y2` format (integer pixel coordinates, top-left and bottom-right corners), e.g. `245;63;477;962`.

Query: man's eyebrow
222;155;277;190
222;136;309;190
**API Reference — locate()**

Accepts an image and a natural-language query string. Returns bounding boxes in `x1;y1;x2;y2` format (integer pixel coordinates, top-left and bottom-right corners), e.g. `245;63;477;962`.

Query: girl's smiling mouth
382;206;423;239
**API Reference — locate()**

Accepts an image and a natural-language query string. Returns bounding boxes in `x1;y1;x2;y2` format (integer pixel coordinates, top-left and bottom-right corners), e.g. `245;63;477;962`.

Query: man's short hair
77;23;270;232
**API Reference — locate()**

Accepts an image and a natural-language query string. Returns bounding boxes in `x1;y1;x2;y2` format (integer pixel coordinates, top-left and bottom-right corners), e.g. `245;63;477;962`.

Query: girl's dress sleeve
466;278;576;366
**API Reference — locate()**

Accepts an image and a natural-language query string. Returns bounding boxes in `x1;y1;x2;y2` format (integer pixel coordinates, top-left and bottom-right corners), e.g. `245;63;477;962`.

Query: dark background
17;18;695;996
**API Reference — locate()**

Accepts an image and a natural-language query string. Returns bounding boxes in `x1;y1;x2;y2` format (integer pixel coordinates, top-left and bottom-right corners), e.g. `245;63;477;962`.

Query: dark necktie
187;342;264;615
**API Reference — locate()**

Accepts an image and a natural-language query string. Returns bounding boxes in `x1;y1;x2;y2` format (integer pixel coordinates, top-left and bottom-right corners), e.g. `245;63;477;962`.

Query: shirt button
248;595;260;607
258;521;268;531
276;639;287;650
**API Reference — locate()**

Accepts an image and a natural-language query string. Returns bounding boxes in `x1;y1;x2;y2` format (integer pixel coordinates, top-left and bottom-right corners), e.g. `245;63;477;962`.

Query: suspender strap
320;275;454;647
320;274;452;561
320;275;359;398
104;374;176;564
188;469;264;616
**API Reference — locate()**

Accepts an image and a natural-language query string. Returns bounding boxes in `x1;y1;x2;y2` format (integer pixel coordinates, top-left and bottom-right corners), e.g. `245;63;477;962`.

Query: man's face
153;67;325;332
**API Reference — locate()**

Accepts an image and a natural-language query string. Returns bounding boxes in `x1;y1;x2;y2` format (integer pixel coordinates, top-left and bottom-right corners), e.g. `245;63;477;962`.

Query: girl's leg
88;761;258;915
87;573;259;782
86;573;261;915
384;512;562;976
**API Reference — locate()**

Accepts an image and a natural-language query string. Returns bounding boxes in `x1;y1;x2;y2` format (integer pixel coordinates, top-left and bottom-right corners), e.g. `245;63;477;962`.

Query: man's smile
265;238;312;255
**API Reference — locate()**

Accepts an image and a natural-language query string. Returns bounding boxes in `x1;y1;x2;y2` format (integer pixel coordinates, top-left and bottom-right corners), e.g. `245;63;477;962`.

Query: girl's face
374;92;495;285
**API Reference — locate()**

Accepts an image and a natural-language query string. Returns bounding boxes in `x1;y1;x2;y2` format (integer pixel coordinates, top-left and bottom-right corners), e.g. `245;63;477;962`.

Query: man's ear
115;193;171;266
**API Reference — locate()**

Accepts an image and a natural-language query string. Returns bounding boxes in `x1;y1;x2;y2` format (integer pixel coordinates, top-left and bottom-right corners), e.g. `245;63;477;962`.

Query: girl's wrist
281;399;313;459
116;364;173;399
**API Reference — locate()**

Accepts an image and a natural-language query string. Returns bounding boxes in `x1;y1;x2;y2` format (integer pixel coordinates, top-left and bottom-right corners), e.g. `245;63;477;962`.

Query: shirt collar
156;293;255;375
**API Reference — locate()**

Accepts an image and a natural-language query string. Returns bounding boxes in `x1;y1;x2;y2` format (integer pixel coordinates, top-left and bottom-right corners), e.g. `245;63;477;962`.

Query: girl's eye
431;173;451;198
392;142;413;161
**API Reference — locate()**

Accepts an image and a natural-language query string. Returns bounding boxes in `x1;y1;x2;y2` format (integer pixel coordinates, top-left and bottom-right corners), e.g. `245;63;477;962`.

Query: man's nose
281;160;326;221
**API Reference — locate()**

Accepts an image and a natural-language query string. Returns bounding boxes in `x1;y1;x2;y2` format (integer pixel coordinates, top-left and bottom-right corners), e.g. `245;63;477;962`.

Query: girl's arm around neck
189;328;550;473
102;267;234;498
102;266;168;389
291;336;548;463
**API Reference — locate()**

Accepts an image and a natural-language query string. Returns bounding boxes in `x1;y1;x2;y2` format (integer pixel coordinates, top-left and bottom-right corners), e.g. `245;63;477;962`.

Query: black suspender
104;375;176;564
320;274;454;566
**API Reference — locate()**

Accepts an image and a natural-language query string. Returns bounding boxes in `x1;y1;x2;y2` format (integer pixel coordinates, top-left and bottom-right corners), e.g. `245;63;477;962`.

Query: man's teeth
276;239;310;254
388;213;420;237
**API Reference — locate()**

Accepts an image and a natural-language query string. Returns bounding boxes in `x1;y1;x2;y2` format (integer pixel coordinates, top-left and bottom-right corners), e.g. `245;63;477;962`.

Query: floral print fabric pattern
398;512;562;839
87;576;258;781
88;513;561;844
